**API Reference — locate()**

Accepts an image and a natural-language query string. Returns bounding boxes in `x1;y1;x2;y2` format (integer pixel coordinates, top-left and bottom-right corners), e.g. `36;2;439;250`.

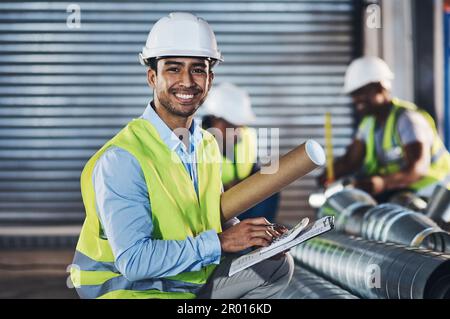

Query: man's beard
157;92;208;117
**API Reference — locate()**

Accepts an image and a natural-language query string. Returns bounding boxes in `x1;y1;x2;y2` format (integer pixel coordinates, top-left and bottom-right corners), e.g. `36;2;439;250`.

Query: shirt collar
141;101;203;153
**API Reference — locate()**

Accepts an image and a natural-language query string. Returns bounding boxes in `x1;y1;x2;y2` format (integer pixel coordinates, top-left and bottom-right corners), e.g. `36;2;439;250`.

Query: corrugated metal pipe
291;232;450;299
319;189;450;252
426;184;450;225
280;265;359;299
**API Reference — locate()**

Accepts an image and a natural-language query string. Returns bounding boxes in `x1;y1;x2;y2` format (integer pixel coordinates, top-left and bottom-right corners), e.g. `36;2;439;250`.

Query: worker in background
202;83;280;223
70;12;293;299
318;56;450;202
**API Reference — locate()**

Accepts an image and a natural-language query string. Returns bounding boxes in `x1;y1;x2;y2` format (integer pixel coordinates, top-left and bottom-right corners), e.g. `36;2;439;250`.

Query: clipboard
228;216;335;276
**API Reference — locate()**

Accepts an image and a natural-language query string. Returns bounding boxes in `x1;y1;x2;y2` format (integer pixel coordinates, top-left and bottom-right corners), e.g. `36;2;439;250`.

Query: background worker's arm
93;148;222;282
354;111;433;195
354;142;430;194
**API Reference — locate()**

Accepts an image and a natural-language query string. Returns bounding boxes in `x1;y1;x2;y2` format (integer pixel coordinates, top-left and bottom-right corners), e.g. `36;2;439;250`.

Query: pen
265;223;284;228
265;223;287;233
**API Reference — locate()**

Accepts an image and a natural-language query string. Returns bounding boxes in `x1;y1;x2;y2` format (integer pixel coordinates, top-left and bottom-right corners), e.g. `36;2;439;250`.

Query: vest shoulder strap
392;98;438;133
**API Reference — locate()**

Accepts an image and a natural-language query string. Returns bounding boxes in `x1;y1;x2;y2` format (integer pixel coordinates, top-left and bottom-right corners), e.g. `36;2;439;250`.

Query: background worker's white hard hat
203;83;256;126
139;12;223;65
343;56;395;94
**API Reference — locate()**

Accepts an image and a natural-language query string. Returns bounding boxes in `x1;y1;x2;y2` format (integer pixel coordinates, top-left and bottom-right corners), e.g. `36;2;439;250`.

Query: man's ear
208;71;215;91
147;68;157;89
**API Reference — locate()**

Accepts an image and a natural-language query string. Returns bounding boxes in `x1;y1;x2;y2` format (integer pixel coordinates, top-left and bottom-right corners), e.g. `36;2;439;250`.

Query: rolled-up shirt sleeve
93;147;222;282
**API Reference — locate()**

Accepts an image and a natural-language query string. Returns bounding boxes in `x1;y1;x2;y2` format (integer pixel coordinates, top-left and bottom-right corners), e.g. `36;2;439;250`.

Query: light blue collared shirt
92;102;222;282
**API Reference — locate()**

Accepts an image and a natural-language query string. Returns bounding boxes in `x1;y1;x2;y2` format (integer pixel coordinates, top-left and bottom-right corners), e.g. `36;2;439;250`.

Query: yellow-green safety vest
221;126;257;186
359;98;450;191
70;118;223;299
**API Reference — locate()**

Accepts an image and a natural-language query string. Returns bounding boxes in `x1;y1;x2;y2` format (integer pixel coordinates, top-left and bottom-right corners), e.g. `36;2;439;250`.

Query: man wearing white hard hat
318;56;450;202
71;12;293;299
202;82;280;222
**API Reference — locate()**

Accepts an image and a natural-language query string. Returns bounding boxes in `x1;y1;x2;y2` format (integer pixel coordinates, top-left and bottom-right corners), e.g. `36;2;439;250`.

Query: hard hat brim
141;49;223;62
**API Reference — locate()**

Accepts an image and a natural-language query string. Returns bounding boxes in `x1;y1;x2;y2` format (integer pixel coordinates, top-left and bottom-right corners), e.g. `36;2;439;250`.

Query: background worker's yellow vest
70;119;223;299
222;127;257;185
360;98;450;191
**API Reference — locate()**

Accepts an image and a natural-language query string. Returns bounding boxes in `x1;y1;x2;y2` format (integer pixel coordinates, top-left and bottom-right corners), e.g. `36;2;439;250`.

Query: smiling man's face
148;57;214;118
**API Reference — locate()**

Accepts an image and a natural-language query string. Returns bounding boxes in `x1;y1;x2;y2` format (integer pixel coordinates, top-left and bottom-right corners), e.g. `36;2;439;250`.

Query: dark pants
196;253;294;299
237;192;280;223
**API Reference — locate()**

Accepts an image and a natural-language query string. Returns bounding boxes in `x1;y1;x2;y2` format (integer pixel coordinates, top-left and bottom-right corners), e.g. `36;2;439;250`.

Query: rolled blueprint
220;139;326;221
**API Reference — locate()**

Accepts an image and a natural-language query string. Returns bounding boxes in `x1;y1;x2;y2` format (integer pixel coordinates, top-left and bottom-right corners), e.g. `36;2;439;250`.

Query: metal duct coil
318;189;376;233
362;204;450;252
280;265;359;299
292;232;450;299
319;190;450;252
426;185;450;224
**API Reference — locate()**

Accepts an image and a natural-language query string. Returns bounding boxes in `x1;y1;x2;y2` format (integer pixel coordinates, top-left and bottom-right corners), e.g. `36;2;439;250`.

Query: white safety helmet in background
139;12;223;66
343;56;395;94
203;83;256;126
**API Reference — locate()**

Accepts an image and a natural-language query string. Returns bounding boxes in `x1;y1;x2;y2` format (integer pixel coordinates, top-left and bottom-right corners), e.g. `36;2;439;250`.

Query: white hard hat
343;56;394;94
203;83;256;126
139;12;223;66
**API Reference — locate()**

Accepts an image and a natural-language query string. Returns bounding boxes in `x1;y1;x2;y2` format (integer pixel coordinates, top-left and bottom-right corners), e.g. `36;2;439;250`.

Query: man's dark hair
145;58;158;74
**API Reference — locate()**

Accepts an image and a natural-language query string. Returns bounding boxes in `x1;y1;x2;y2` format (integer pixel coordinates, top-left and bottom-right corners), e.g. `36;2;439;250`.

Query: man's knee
269;253;294;287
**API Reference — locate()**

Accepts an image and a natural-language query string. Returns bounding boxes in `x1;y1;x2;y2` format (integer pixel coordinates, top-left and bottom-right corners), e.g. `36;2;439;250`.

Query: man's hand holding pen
218;217;288;253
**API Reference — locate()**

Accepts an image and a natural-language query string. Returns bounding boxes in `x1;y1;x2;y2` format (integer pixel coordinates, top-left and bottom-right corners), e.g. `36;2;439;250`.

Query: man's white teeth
176;93;194;100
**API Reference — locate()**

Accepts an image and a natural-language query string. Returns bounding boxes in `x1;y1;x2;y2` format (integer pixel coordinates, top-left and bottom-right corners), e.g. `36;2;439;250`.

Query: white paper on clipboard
228;216;335;277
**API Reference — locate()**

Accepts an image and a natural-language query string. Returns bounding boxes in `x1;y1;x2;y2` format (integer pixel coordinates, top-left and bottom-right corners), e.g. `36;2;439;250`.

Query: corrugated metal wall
0;0;355;226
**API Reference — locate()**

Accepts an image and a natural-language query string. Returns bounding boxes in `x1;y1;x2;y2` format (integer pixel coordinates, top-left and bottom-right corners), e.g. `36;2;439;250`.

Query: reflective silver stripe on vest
75;274;202;299
73;250;119;273
73;250;202;299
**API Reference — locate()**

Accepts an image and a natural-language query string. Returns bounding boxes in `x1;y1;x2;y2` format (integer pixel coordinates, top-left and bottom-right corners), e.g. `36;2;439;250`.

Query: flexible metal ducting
319;190;450;252
280;264;359;299
426;185;450;225
362;204;450;252
292;232;450;299
318;188;376;234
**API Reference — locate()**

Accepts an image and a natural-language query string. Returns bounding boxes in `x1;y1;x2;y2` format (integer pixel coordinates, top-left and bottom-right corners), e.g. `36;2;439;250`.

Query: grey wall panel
0;0;355;225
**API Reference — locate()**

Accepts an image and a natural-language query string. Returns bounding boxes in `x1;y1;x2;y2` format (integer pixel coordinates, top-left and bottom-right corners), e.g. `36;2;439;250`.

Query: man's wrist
198;230;222;265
